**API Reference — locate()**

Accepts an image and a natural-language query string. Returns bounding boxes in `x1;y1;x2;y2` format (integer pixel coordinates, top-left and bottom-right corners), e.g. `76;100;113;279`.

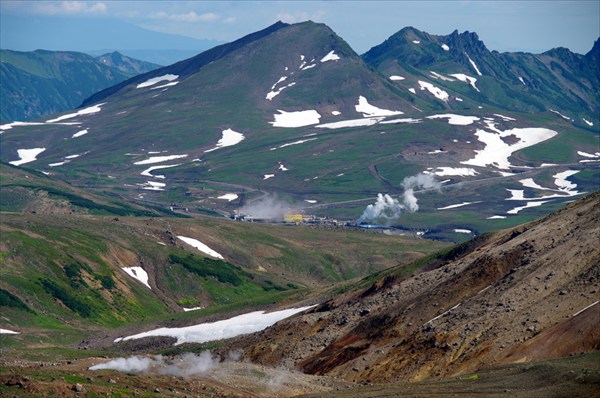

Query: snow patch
577;151;600;159
141;181;166;191
418;81;449;102
437;201;479;210
136;74;178;89
320;50;340;62
72;129;89;138
0;328;19;335
380;118;422;124
550;109;573;121
454;229;472;234
493;114;516;121
46;103;105;123
449;73;479;92
461;127;558;170
507;201;549;214
441;43;450;51
263;174;275;180
430;71;454;81
487;215;507;219
204;128;245;153
412;40;420;44
177;236;223;259
428;167;479;177
277;138;318;149
134;154;188;165
316;117;383;129
518;77;526;85
582;118;594;126
427;114;479;125
140;164;181;177
389;75;405;81
408;88;416;94
270;110;321;128
114;306;315;346
466;53;482;76
122;267;151;289
183;307;203;312
355;96;403;117
9;148;46;166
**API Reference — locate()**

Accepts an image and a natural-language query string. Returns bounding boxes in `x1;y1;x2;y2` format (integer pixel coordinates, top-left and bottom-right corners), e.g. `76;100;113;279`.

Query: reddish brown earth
228;191;600;383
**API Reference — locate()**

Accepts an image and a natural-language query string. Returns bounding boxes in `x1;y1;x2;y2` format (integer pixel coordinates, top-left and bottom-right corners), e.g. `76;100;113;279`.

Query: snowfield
9;148;46;166
507;201;549;214
427;167;479;177
136;74;178;89
122;267;151;289
204;128;245;153
113;306;316;345
418;81;449;102
437;202;480;210
449;73;479;92
72;129;89;138
355;96;403;117
461;127;558;169
320;50;340;62
177;236;224;259
316;117;383;129
466;54;482;76
140;164;181;178
270;110;321;128
46;103;105;123
427;114;480;125
134;154;188;165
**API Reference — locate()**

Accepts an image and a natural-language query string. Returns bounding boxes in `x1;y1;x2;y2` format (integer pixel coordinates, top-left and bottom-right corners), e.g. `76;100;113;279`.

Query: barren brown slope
230;191;600;383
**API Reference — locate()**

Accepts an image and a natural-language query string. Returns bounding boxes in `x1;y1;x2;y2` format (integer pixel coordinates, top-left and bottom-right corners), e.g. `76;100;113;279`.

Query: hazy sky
1;0;599;54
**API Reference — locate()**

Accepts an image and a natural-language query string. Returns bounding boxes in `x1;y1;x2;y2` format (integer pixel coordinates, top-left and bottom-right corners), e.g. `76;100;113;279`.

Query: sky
1;0;599;55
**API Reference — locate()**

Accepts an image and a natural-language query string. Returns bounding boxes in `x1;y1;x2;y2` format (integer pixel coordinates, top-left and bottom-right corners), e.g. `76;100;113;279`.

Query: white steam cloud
89;352;215;377
239;194;301;220
358;173;440;224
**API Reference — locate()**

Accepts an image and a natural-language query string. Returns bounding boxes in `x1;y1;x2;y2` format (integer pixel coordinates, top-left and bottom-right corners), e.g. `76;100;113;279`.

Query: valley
0;18;598;397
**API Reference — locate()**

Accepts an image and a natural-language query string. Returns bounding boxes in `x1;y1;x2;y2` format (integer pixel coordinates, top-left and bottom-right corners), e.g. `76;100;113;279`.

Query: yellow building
284;213;303;224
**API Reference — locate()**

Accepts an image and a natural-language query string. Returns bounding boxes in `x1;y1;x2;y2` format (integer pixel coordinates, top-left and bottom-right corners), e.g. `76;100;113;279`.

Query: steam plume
358;173;440;224
239;194;301;220
89;352;215;377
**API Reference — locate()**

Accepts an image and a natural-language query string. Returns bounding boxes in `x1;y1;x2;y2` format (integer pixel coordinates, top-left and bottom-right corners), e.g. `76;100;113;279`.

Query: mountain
362;27;599;124
0;49;160;121
1;15;222;65
226;190;600;385
1;22;598;243
95;51;161;76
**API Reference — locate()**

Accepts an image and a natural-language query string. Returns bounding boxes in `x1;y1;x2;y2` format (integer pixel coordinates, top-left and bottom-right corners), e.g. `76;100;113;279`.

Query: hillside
0;163;447;339
95;51;161;76
0;49;159;121
229;190;600;383
1;189;596;397
1;21;598;243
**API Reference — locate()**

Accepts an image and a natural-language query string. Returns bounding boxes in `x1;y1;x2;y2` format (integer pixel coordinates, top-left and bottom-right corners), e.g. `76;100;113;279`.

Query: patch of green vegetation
168;253;247;286
0;288;33;313
39;278;92;318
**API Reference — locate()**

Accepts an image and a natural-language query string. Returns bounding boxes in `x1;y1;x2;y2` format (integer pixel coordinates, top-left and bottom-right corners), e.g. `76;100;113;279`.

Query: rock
72;383;85;393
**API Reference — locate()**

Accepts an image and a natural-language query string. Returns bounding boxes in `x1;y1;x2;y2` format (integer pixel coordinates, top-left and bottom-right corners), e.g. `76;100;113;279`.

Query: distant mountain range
0;49;160;121
1;21;598;239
